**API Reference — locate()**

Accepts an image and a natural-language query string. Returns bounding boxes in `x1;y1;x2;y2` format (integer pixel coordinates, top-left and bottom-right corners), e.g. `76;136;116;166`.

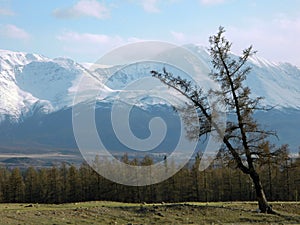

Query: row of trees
0;151;299;204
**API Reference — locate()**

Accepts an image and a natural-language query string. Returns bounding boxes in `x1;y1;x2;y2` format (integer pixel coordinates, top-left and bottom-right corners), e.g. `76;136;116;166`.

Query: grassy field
0;201;299;224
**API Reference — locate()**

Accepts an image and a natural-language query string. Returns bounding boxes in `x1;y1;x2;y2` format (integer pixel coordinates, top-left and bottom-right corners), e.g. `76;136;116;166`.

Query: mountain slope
185;45;300;109
0;47;299;157
1;46;300;122
0;50;112;123
0;50;48;122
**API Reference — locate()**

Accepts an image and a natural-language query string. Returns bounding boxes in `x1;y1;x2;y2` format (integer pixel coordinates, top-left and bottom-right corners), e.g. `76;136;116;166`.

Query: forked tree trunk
250;171;274;214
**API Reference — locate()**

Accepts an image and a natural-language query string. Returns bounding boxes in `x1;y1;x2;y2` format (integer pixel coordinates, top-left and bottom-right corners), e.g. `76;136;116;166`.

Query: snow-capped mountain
1;46;300;123
0;50;112;123
0;46;299;158
185;45;300;109
0;50;48;122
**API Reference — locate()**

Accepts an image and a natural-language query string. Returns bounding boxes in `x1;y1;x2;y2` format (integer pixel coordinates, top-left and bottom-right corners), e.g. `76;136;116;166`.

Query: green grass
0;201;299;224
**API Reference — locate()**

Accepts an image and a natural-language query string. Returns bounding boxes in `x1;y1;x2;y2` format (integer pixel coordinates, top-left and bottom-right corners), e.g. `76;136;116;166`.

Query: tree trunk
250;171;274;214
268;162;273;201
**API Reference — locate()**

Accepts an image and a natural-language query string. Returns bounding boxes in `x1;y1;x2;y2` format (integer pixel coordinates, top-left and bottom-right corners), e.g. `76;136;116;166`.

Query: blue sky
0;0;299;65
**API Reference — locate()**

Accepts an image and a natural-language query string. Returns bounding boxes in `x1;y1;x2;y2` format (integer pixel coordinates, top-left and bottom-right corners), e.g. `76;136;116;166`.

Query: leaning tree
151;27;276;213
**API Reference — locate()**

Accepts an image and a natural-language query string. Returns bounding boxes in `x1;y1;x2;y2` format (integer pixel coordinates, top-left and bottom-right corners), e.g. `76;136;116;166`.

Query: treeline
0;152;299;204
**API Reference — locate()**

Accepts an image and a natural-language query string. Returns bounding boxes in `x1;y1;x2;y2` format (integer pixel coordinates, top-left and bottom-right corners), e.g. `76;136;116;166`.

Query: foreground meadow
0;201;299;224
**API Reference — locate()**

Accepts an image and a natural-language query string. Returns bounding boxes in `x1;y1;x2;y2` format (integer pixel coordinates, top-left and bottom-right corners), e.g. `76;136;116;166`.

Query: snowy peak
182;44;300;109
0;46;300;123
16;60;79;107
0;49;47;71
0;50;97;122
247;58;300;109
0;50;47;122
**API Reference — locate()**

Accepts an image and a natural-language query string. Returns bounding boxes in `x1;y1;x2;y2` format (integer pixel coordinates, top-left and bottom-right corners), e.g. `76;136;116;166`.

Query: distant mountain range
0;45;299;166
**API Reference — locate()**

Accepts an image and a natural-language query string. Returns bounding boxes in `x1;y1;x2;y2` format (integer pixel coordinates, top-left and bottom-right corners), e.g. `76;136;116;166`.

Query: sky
0;0;299;66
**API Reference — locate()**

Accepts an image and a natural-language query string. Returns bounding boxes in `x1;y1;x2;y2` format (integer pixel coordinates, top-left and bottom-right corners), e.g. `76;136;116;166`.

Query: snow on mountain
0;50;111;123
247;57;300;108
0;46;300;123
16;58;83;108
0;50;48;122
184;45;300;109
89;44;300;110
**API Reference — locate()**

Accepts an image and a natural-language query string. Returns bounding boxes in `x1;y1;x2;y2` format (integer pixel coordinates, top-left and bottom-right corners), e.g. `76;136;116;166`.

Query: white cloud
226;16;300;66
0;8;15;16
57;31;126;57
170;30;208;46
0;24;30;40
170;31;186;42
56;31;149;61
135;0;180;13
127;37;146;42
200;0;226;5
141;0;160;13
53;0;110;19
57;31;119;44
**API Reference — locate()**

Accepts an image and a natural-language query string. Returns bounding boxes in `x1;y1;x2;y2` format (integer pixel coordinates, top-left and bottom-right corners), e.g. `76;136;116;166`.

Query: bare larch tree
151;27;276;213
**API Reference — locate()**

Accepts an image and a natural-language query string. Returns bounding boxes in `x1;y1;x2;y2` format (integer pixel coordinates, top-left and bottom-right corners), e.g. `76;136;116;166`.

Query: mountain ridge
0;46;299;156
1;46;300;122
